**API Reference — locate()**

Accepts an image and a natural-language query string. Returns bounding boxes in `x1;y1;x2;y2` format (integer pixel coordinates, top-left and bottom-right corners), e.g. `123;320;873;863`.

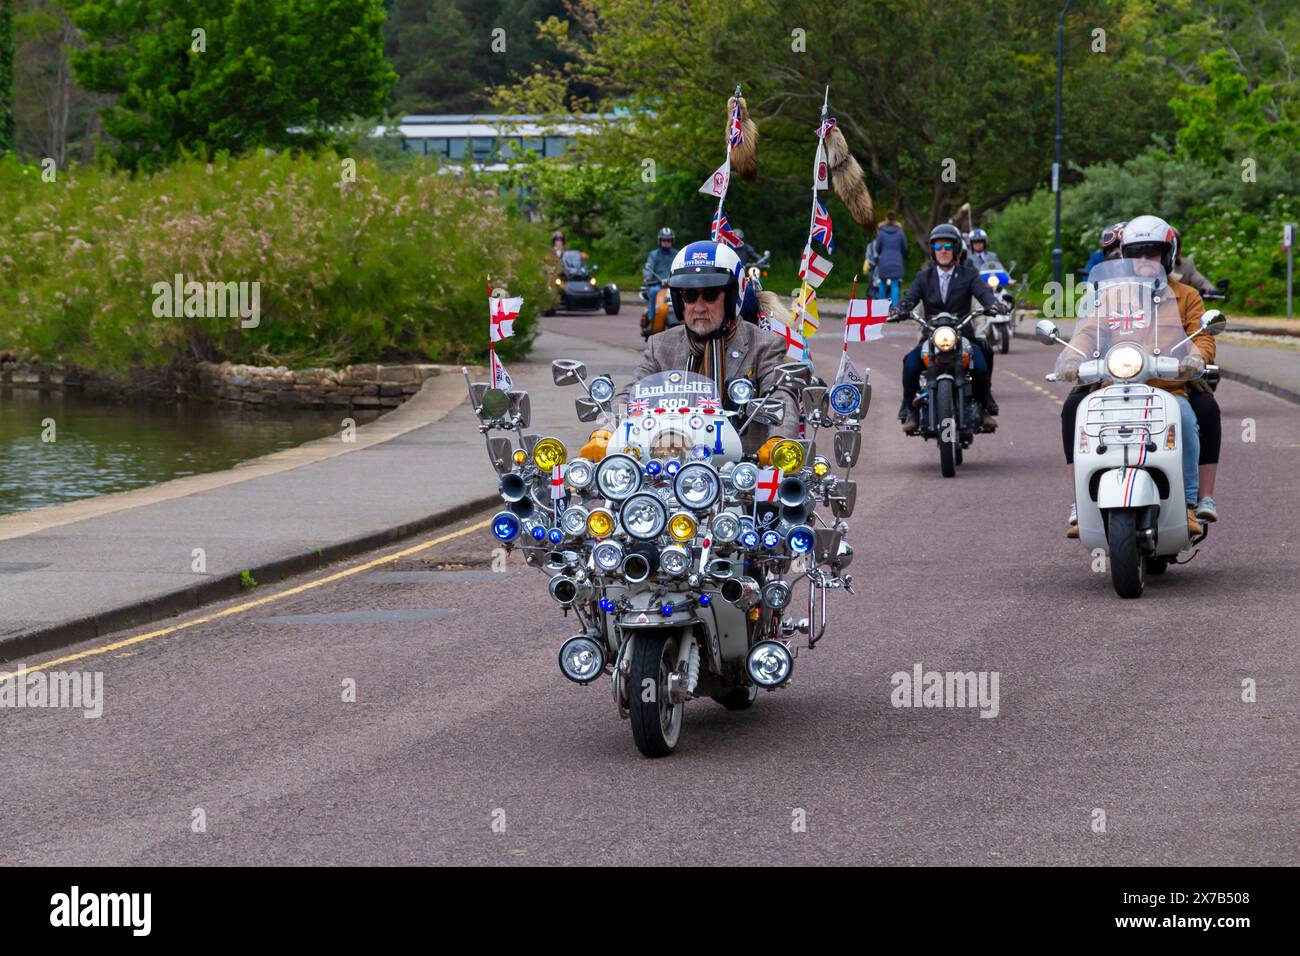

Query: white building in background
378;114;612;171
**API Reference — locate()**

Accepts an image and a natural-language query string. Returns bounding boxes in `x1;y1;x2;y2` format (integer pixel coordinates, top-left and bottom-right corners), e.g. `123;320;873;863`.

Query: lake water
0;388;381;516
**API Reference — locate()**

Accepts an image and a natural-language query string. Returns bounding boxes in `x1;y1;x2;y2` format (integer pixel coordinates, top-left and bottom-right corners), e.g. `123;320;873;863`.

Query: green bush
0;149;549;371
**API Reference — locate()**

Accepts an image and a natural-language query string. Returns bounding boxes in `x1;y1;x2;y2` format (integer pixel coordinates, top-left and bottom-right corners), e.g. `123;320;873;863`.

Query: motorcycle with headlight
887;307;997;478
1037;257;1225;598
463;357;868;757
978;259;1018;354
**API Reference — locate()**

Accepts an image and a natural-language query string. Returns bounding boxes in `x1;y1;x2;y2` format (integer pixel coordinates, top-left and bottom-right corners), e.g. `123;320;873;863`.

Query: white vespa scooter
1037;258;1226;598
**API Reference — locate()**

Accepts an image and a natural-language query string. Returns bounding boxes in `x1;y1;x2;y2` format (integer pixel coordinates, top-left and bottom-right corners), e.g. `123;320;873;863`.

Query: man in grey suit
625;239;800;457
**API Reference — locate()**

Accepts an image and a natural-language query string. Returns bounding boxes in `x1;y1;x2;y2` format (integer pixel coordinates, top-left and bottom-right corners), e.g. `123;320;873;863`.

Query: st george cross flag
489;348;513;389
550;465;567;500
793;285;820;338
768;317;807;361
835;348;865;387
844;295;891;342
756;467;782;503
699;158;731;198
489;295;522;342
799;244;833;288
813;140;829;191
712;209;741;247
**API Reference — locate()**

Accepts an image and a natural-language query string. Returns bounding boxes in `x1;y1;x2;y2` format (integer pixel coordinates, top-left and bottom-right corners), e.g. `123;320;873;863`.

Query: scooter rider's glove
1057;361;1080;383
1178;354;1206;378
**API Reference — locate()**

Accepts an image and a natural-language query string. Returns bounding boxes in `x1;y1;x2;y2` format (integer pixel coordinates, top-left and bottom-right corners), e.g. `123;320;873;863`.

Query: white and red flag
798;244;833;288
489;348;513;389
489;295;522;342
699;158;731;198
756;467;783;503
812;139;829;191
844;295;891;342
767;317;807;361
550;465;567;500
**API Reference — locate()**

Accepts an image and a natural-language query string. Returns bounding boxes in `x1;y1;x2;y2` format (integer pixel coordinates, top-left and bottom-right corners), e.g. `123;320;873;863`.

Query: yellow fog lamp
668;512;697;543
512;449;527;465
769;439;806;474
586;509;615;538
532;437;568;471
812;456;831;477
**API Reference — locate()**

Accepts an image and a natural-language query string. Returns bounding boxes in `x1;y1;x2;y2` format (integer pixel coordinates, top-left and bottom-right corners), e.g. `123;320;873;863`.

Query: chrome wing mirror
552;359;587;386
833;430;861;468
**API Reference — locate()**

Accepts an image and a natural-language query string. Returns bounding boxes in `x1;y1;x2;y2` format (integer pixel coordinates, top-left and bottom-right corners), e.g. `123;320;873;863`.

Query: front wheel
627;632;683;758
997;323;1011;354
712;684;758;711
1106;509;1145;599
604;290;621;315
935;380;957;478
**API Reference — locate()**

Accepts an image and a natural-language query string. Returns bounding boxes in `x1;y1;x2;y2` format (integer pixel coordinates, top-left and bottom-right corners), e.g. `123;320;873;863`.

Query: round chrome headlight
1106;344;1144;380
660;545;690;577
559;506;589;537
727;378;756;406
673;462;721;510
596;453;642;500
592;540;624;573
589;376;615;403
565;458;594;491
747;640;794;687
558;635;605;684
710;511;741;544
619;493;667;540
932;326;958;351
730;461;759;493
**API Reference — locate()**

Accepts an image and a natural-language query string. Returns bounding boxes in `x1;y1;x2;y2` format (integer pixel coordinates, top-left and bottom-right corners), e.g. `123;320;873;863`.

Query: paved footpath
0;326;639;659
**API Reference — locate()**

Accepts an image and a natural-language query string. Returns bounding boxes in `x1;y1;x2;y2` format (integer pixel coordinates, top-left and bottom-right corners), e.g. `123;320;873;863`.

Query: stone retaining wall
0;358;446;410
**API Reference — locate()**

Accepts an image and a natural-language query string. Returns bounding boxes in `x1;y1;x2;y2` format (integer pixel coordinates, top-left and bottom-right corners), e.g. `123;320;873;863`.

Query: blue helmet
668;241;743;328
969;228;988;246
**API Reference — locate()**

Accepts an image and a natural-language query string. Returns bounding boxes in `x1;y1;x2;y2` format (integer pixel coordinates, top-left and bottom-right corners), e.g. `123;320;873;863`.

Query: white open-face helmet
1120;214;1177;273
667;241;743;330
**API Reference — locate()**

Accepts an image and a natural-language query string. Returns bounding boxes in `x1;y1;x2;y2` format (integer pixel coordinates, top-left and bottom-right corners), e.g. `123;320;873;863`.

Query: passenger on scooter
892;223;1005;434
1170;226;1222;522
1061;214;1214;538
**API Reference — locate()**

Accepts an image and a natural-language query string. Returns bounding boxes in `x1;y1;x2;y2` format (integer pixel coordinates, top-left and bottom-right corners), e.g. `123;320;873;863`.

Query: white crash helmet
667;240;744;329
1120;214;1177;273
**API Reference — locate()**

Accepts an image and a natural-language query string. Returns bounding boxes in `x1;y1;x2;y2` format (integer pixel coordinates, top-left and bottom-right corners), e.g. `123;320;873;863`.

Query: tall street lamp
1052;0;1074;287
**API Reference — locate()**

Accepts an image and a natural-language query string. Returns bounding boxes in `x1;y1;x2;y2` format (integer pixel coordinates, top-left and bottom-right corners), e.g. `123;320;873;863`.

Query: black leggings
1060;387;1222;465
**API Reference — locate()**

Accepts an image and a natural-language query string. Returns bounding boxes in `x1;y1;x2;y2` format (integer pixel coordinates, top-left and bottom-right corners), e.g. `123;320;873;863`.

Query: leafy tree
66;0;396;169
1;0;15;153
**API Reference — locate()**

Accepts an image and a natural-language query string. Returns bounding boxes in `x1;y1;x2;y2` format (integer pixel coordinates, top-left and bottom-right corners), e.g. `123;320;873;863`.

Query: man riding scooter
892;223;1007;433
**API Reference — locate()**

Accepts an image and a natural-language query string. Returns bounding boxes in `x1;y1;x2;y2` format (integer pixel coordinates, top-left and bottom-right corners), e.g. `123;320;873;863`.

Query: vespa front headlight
667;512;697;543
932;326;958;351
619;493;667;540
1106;344;1144;380
768;439;806;473
596;453;642;500
532;437;567;471
673;462;720;510
592;540;624;573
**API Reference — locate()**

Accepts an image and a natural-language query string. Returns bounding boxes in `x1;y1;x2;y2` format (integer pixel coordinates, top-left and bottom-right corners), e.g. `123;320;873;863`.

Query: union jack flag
728;104;744;147
627;397;650;415
712;209;741;247
811;200;835;253
1107;309;1147;332
815;116;837;139
698;397;720;415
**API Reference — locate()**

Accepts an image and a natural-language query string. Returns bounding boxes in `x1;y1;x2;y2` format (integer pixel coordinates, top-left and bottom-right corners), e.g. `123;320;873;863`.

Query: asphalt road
1;306;1296;865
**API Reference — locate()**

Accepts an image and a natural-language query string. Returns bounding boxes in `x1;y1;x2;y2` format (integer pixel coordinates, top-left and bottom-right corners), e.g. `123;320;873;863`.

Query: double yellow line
2;518;491;681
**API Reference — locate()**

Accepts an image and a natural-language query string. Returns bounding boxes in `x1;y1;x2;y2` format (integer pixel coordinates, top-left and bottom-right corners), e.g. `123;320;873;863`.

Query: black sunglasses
680;288;723;303
932;242;956;251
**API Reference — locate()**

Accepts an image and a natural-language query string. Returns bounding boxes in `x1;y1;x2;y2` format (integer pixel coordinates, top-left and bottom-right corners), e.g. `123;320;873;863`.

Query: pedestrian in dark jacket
873;210;908;306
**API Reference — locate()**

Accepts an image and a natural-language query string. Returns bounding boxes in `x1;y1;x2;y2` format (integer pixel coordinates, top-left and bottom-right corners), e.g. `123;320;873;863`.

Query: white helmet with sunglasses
667;240;743;332
1120;214;1177;273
